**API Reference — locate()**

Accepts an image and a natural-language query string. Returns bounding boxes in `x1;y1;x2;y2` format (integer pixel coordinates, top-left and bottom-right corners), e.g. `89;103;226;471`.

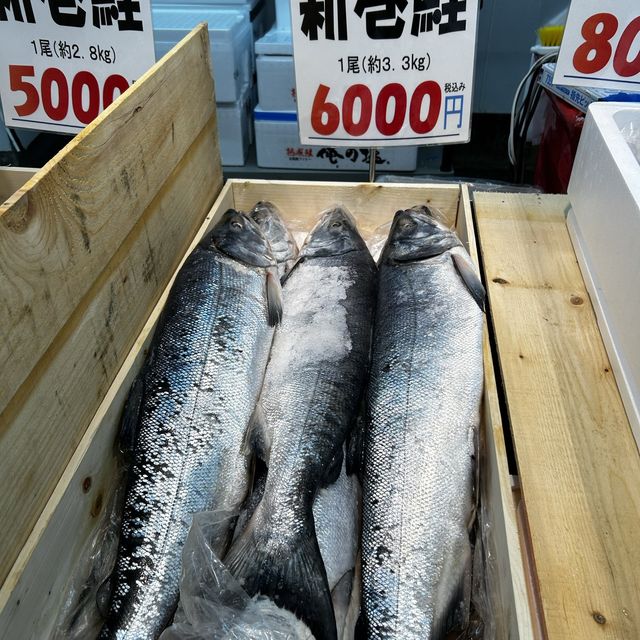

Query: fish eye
231;220;243;230
399;219;415;230
330;221;342;229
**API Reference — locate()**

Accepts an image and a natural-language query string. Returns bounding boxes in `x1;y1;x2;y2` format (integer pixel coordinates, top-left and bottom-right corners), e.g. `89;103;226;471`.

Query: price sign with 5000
555;2;640;91
10;65;130;124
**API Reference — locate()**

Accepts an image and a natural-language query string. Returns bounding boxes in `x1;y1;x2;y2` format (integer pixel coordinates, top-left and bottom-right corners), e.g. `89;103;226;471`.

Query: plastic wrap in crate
217;83;254;166
153;7;252;103
254;106;418;170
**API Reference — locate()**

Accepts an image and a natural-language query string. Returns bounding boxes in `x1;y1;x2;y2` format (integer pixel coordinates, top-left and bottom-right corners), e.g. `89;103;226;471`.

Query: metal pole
368;147;376;183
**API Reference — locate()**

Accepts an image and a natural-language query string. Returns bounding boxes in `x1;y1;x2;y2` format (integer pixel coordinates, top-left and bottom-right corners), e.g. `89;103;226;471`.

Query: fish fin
280;255;305;285
452;253;486;313
346;411;366;478
225;507;337;640
354;614;368;639
432;567;471;640
321;446;344;487
243;402;269;462
115;374;144;462
266;266;283;326
95;574;112;619
234;458;269;542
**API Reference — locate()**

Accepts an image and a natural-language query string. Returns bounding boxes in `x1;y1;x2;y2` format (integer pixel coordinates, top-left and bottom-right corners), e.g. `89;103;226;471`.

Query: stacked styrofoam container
253;27;419;171
152;0;275;41
153;6;255;165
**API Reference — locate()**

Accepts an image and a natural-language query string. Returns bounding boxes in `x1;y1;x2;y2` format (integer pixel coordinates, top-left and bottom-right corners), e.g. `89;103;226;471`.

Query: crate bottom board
0;180;534;639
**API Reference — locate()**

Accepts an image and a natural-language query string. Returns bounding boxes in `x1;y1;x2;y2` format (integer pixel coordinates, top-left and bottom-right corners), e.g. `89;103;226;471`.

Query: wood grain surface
0;25;221;587
475;192;640;639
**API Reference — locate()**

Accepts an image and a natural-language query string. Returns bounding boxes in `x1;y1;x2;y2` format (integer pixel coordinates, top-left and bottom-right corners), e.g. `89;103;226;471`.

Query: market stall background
1;0;571;185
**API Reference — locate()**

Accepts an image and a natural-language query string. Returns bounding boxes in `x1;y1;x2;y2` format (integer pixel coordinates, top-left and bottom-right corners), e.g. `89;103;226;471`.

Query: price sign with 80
555;3;640;92
573;14;640;77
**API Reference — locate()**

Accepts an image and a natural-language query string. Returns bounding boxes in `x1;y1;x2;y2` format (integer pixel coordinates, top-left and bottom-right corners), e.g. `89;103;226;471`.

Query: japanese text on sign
0;0;154;133
554;1;640;92
290;0;479;147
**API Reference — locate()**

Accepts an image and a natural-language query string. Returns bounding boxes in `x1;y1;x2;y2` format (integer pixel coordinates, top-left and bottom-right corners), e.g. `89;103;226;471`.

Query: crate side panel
475;192;640;640
229;180;461;235
0;29;221;585
0;25;218;417
0;184;226;639
0;168;37;203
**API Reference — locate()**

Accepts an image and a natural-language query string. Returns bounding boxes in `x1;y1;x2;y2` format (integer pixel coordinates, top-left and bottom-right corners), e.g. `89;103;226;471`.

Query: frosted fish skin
249;201;298;281
98;210;280;640
360;207;484;639
314;456;361;593
225;207;376;640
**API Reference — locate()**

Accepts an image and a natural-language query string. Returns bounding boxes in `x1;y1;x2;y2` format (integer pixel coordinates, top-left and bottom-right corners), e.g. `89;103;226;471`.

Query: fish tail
433;551;472;640
225;505;337;640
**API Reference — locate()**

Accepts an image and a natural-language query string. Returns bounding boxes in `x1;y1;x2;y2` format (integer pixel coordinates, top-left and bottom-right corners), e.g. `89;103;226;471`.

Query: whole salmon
360;206;485;639
98;209;283;639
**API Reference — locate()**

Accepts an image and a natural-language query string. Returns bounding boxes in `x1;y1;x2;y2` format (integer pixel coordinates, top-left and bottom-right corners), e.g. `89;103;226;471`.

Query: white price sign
554;1;640;92
290;0;479;147
0;0;155;133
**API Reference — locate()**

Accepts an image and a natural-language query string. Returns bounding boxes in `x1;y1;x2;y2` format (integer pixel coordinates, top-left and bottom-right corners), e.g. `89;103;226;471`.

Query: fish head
249;201;298;266
204;209;275;268
381;206;462;264
300;206;368;258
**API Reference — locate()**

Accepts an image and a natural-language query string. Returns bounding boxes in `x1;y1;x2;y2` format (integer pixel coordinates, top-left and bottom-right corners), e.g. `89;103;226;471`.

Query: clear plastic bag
52;463;127;640
163;458;362;640
159;510;314;640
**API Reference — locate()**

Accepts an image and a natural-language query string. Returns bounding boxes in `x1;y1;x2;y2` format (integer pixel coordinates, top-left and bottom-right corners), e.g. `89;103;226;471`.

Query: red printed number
614;16;640;77
8;65;130;124
573;13;640;78
9;65;39;116
311;82;442;137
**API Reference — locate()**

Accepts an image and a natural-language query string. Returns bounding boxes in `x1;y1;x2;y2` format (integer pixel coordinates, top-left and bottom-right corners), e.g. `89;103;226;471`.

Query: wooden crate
0;167;37;203
474;193;640;640
0;25;534;639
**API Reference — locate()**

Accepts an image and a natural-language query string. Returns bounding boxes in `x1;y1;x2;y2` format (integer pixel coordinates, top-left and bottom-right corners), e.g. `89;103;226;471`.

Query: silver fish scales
360;206;485;640
98;210;284;640
225;206;376;640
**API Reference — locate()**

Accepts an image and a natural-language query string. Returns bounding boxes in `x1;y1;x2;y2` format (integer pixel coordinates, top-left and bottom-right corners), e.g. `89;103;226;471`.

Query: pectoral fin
116;374;144;463
266;266;283;326
452;253;486;313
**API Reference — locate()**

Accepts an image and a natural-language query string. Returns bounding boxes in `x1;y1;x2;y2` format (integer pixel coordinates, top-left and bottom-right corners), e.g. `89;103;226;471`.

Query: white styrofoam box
217;83;254;166
254;106;418;171
255;26;292;55
567;102;640;445
152;0;273;38
153;7;252;102
256;54;295;111
275;0;289;30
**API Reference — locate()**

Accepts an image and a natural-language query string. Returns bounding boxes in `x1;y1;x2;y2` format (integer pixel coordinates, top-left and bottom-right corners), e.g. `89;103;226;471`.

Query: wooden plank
0;24;217;417
229;179;460;238
0;198;226;639
475;192;640;639
0;26;221;588
482;322;535;640
0;168;37;203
